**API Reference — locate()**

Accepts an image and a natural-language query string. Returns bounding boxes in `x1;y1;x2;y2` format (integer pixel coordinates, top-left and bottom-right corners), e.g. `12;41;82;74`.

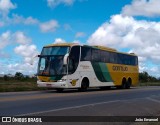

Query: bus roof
44;43;78;47
93;45;117;52
44;43;137;56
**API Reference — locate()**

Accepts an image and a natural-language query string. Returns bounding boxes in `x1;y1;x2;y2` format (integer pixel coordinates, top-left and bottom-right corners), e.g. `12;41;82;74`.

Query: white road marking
18;100;121;116
146;97;160;103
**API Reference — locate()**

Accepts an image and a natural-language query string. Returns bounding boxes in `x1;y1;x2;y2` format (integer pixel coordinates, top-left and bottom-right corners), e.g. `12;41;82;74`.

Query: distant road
0;86;160;118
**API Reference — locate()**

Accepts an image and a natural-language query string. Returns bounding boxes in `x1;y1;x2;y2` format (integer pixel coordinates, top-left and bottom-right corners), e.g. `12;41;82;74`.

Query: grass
139;82;160;86
0;81;47;92
0;80;160;92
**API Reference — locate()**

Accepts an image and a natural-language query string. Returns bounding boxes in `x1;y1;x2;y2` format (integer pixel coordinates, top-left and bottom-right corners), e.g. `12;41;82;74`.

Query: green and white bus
37;43;139;92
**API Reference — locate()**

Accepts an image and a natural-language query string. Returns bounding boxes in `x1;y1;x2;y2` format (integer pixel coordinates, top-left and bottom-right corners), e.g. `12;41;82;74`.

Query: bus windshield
38;46;69;76
41;46;69;55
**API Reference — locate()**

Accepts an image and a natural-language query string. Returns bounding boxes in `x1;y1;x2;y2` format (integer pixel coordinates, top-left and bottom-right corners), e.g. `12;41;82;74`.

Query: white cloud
53;38;66;44
0;0;16;17
12;14;39;25
0;31;11;49
122;0;160;17
87;14;160;77
14;31;32;44
75;32;86;38
14;44;39;64
40;20;59;33
6;63;37;75
64;24;72;31
47;0;74;8
139;63;160;77
53;38;81;44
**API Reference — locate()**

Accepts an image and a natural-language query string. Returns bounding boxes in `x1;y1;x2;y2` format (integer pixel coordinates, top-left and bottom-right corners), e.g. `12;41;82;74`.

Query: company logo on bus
112;65;128;71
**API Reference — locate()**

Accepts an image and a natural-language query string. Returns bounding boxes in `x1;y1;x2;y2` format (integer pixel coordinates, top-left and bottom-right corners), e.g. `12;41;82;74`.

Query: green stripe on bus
99;63;112;82
91;62;112;82
91;62;106;82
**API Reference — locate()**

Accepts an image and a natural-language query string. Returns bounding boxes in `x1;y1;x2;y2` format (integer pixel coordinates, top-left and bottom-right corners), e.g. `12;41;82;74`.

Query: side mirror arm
30;55;39;65
63;53;69;65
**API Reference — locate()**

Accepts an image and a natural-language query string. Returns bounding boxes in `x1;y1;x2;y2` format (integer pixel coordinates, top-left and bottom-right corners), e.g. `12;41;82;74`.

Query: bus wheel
126;79;131;89
56;88;64;92
79;78;89;92
121;78;126;89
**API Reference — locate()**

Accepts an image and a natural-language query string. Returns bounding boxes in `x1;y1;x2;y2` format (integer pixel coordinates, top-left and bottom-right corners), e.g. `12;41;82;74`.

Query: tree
15;72;24;80
4;75;9;81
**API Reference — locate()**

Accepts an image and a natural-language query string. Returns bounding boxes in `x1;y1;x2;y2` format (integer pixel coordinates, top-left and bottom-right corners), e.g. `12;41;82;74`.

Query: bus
37;43;139;92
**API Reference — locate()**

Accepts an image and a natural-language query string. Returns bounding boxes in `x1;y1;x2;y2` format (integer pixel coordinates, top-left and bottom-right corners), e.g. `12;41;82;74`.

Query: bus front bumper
37;80;68;88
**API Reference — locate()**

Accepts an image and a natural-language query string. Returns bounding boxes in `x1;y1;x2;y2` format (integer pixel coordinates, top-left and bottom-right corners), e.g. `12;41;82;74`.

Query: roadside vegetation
0;72;47;92
139;71;160;86
0;71;160;92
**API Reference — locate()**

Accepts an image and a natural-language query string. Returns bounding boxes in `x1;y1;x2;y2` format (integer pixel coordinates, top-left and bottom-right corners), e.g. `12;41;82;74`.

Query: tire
79;78;89;92
126;81;131;89
121;82;126;89
117;78;126;89
56;88;64;92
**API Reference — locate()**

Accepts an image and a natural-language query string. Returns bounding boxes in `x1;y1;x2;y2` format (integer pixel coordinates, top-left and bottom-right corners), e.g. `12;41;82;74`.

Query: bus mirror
63;53;69;65
30;55;39;65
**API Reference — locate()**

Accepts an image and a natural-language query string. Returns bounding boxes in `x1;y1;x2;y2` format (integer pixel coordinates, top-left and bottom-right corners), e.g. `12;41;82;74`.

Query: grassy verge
139;82;160;86
0;82;47;92
0;81;160;92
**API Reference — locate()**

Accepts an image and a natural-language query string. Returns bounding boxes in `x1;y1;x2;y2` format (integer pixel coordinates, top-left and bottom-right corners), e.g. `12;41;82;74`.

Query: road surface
0;86;160;124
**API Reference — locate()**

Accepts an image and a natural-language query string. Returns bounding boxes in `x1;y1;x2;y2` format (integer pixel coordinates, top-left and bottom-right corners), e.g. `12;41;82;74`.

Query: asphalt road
0;86;160;124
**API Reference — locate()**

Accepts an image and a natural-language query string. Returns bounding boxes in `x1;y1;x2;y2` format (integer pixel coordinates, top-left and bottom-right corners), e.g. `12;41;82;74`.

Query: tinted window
81;47;92;61
68;46;80;73
100;50;110;63
92;49;100;62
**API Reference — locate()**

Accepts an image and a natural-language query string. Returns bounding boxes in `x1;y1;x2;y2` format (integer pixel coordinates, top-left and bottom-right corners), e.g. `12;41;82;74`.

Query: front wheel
79;78;89;92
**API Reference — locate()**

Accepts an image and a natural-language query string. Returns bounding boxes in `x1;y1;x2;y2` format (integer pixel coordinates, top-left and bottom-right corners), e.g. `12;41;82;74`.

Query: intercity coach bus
37;43;138;92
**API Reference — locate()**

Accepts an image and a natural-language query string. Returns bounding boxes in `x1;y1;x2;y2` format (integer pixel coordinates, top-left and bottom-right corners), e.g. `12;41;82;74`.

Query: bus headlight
58;79;66;82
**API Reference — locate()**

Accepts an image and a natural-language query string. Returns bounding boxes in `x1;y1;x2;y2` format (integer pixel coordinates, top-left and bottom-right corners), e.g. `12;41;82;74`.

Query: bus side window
92;49;100;62
81;47;91;61
68;46;80;73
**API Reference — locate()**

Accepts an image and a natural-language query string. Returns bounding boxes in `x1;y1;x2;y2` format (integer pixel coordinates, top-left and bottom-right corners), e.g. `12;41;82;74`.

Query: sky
0;0;160;77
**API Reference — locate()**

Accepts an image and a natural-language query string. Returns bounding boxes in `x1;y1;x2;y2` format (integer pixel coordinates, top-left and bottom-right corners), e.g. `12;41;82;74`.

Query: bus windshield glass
38;46;69;76
41;46;69;55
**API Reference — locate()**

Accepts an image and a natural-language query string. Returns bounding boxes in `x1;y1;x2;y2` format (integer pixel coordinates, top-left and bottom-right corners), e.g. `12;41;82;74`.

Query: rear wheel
126;79;131;89
117;78;126;89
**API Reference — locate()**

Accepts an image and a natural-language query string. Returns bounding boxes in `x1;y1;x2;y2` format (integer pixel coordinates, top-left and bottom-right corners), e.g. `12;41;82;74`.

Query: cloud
14;44;39;63
47;0;74;8
40;20;59;33
0;0;16;17
0;31;11;49
0;31;32;49
75;32;86;38
122;0;160;17
53;38;66;44
87;14;160;77
6;63;37;75
12;14;39;25
14;31;32;44
64;24;72;31
53;38;81;44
